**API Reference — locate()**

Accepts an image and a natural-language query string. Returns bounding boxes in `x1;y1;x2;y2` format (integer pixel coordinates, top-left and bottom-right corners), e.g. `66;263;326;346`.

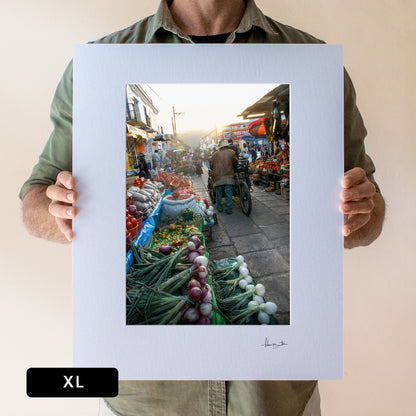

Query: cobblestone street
192;169;290;324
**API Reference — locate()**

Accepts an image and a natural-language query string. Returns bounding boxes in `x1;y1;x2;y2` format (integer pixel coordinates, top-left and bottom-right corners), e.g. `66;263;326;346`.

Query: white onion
239;267;249;277
253;295;264;304
257;311;270;324
245;284;255;292
245;275;253;284
254;284;266;297
209;206;214;211
260;302;278;315
238;279;248;290
236;255;245;265
187;241;196;251
247;300;258;309
242;262;248;268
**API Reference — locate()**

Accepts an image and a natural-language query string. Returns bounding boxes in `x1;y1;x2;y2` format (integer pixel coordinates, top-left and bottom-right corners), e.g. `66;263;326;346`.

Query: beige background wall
1;0;415;414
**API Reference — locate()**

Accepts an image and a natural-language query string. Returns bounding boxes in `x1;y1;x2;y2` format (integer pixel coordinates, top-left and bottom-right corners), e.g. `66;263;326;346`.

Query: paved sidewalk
191;170;290;324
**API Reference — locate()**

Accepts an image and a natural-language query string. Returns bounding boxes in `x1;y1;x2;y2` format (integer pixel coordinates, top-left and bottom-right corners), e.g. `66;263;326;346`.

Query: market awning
238;84;289;119
248;117;269;137
241;133;266;141
127;120;158;134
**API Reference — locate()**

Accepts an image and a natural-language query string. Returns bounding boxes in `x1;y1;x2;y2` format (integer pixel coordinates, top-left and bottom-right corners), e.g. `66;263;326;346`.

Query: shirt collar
145;0;191;42
145;0;277;43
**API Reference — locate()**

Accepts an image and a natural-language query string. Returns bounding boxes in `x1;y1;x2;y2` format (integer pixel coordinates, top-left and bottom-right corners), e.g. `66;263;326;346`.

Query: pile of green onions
126;236;214;325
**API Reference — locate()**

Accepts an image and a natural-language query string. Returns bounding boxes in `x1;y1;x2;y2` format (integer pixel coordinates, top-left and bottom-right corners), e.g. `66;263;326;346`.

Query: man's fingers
56;171;76;189
48;201;77;219
343;213;371;236
56;217;73;241
46;184;77;204
341;180;376;202
341;167;367;189
339;198;375;215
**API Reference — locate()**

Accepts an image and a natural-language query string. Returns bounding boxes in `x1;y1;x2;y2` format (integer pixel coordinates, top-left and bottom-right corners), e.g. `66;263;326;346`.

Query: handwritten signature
261;337;288;349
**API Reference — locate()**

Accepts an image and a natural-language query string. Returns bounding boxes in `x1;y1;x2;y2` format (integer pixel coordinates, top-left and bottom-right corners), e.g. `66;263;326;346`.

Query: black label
26;368;118;397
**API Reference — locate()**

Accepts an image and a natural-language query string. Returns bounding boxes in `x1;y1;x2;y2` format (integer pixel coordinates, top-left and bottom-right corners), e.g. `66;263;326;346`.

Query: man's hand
22;171;77;243
339;167;385;248
46;171;77;241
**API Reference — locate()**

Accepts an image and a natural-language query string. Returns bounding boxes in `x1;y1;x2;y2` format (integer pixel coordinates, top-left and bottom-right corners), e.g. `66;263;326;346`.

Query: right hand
46;171;77;241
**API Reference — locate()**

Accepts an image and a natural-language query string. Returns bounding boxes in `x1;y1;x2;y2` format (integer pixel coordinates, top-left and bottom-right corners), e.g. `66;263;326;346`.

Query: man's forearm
22;186;69;243
344;192;385;249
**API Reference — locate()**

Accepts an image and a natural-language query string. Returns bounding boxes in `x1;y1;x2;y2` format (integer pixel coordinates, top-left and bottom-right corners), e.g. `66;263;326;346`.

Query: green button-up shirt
20;1;380;415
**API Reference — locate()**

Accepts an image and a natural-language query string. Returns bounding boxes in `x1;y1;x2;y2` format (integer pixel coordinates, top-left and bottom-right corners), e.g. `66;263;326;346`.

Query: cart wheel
239;181;252;216
208;178;216;204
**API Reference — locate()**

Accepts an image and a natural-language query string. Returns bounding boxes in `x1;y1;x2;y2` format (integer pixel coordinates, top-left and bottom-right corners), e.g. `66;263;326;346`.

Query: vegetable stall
250;142;290;199
125;171;279;325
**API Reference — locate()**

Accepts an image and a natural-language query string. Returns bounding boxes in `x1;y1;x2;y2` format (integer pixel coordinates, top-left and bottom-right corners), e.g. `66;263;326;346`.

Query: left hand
339;167;376;237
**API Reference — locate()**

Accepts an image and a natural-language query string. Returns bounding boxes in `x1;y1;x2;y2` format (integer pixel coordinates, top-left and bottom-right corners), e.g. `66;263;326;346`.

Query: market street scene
125;84;290;325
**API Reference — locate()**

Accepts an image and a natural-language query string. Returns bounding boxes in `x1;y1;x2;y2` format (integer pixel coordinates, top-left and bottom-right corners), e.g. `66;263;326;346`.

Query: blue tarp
126;197;164;273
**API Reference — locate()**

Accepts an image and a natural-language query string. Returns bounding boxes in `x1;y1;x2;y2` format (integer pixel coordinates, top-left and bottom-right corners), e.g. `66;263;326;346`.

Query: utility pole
172;106;184;141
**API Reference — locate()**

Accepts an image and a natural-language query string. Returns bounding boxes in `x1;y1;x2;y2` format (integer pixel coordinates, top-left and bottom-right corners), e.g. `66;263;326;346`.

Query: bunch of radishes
183;236;213;324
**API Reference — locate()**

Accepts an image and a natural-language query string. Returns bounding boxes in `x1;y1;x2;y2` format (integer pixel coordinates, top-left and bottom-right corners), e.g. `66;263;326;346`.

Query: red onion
189;235;201;249
158;246;172;255
193;255;208;268
187;251;200;263
184;307;200;322
199;302;212;316
187;241;196;251
201;290;212;304
195;266;207;278
196;246;206;255
198;275;209;285
187;279;201;290
197;316;210;325
189;286;202;302
128;205;137;214
200;284;209;296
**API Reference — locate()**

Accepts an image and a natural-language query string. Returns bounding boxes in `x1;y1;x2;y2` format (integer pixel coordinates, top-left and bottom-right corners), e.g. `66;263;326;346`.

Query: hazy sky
149;83;276;144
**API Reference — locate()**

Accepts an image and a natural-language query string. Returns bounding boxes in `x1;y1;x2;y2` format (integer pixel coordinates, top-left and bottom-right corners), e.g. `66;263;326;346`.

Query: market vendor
211;139;238;214
138;153;151;179
19;0;385;415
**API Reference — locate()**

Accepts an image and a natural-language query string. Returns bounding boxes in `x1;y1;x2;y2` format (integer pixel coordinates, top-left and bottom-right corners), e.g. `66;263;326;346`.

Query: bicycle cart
207;161;252;216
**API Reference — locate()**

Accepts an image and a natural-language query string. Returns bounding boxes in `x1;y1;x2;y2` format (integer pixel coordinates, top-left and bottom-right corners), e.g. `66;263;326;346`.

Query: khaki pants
98;384;321;416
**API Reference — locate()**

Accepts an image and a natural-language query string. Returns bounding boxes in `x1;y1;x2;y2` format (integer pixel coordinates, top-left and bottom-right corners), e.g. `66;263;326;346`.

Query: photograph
71;43;343;380
125;83;290;325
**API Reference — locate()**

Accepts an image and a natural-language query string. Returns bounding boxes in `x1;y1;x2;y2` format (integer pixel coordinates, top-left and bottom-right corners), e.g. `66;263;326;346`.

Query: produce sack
161;195;196;218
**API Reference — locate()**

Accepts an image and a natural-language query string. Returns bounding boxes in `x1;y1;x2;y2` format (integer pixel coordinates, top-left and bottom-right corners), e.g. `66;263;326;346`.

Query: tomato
131;218;138;227
126;221;133;230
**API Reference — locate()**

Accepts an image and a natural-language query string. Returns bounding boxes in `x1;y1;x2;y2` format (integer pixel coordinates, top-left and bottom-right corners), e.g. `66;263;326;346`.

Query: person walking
211;139;238;214
152;149;161;170
250;145;257;163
